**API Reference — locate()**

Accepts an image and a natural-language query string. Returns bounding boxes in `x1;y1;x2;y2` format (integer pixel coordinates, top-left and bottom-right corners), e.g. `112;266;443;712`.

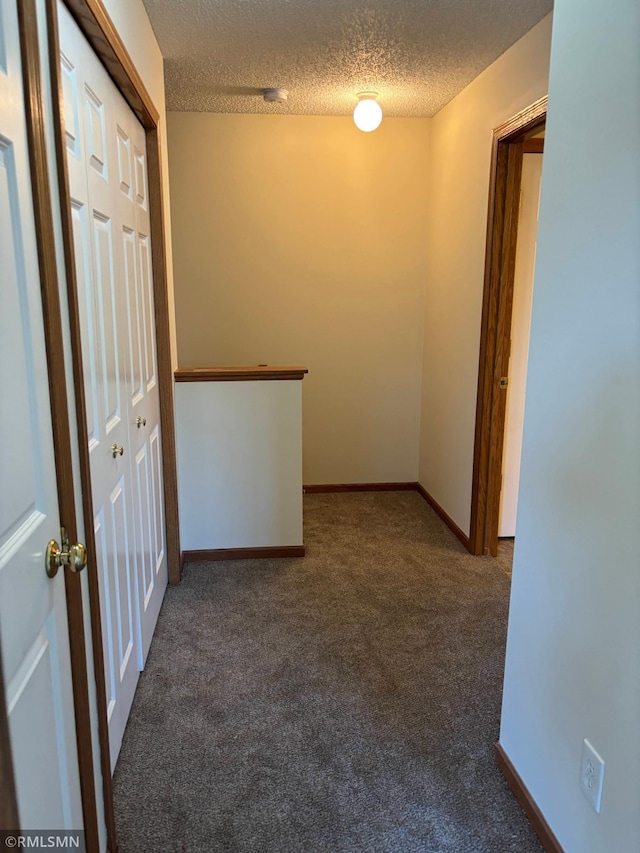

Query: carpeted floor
113;492;540;852
496;538;515;577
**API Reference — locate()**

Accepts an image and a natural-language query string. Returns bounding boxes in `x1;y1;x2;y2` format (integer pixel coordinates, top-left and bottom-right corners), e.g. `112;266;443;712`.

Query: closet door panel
59;0;169;765
150;425;166;577
70;202;99;448
133;444;153;614
90;212;121;435
137;233;157;394
59;3;140;772
124;117;167;664
122;225;144;409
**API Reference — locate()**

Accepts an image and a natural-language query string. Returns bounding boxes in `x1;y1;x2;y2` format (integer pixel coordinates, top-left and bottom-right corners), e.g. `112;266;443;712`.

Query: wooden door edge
469;97;547;557
484;142;525;556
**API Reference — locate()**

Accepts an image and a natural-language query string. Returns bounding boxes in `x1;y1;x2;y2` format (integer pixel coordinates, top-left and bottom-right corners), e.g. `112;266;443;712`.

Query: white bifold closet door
58;1;167;771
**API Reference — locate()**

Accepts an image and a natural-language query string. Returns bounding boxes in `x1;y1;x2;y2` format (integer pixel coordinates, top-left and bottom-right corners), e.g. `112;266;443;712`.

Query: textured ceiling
142;0;553;117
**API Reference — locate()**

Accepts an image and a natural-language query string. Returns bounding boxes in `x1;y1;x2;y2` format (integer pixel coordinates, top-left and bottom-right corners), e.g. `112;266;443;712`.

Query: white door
0;0;83;830
498;152;544;537
58;1;167;770
119;109;167;667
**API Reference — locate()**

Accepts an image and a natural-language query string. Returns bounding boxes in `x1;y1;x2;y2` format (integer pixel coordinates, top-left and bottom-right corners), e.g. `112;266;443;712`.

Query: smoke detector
263;88;288;104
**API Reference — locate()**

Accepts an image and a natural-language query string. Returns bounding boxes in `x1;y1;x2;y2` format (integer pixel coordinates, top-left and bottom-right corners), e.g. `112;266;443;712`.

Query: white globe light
353;97;382;132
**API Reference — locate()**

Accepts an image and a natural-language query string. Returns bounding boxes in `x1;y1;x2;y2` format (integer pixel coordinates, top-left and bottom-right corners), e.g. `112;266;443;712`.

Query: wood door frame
469;96;547;556
43;0;182;848
1;0;102;844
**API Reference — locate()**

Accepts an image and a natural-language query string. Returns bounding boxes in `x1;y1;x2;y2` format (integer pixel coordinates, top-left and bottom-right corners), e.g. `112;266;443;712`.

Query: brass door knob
136;416;146;428
111;443;124;457
46;537;88;578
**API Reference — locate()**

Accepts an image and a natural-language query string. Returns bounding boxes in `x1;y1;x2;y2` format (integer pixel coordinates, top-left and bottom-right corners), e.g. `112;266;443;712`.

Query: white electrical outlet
580;738;605;813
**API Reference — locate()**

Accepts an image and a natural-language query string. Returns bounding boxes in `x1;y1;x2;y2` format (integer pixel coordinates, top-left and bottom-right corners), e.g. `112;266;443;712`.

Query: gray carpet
113;492;541;853
496;538;515;577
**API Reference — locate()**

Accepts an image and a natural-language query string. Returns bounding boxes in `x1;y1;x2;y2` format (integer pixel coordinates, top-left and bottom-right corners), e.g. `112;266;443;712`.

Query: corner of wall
415;14;552;535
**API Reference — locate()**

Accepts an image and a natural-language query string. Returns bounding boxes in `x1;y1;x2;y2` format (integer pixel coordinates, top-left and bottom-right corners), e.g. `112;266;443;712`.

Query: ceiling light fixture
353;92;382;132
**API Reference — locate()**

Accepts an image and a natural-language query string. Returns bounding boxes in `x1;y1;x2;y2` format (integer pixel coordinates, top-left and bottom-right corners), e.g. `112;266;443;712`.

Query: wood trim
493;96;548;142
45;2;116;849
415;484;472;552
183;546;305;563
18;1;100;847
0;634;19;831
60;0;158;128
303;482;418;493
523;138;544;154
483;142;524;556
495;744;565;853
147;129;182;585
175;366;309;382
469;98;547;557
469;135;504;555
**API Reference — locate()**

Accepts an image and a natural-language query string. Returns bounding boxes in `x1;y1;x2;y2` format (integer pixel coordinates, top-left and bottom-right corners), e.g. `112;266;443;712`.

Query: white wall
500;1;640;851
418;14;553;533
167;114;430;485
175;381;303;550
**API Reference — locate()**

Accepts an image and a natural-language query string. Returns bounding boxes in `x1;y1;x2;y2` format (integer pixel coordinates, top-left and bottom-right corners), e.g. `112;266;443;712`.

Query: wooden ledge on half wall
174;366;309;382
